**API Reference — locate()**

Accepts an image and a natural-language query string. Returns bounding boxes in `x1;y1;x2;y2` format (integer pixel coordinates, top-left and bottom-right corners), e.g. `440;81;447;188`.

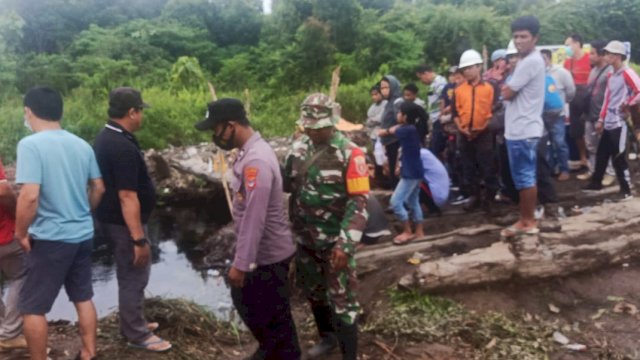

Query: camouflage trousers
295;243;360;326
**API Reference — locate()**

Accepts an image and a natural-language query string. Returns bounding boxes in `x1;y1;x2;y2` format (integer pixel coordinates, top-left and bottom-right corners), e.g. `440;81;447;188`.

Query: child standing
379;101;425;245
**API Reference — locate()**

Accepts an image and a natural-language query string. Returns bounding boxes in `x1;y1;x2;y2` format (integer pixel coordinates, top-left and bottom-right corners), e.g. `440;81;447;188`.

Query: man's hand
595;120;604;134
133;244;151;267
17;234;31;253
459;127;472;138
501;84;516;101
330;248;348;273
228;266;246;288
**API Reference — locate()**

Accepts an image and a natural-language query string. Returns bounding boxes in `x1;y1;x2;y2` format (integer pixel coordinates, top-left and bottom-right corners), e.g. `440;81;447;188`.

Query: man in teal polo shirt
15;87;105;360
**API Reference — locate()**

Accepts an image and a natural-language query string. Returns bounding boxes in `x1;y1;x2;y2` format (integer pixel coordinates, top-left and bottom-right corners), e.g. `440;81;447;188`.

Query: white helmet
458;49;483;69
506;40;517;56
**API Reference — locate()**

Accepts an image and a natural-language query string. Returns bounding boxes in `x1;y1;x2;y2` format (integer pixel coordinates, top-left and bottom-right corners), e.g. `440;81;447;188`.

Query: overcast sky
263;0;272;14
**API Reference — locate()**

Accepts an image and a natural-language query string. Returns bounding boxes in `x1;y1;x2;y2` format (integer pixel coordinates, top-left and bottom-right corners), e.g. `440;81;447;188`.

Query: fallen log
356;224;501;264
399;199;640;291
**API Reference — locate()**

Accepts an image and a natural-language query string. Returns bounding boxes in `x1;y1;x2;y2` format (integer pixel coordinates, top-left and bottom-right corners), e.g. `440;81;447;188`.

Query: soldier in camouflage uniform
284;93;369;360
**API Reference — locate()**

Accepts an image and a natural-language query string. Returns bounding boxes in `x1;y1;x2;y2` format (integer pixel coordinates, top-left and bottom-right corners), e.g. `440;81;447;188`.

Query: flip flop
392;234;415;246
500;225;539;238
127;337;172;352
147;322;159;332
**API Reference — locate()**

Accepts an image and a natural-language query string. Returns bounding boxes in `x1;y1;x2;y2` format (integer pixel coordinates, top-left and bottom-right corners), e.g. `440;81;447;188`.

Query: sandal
392;234;415;246
500;225;539;238
127;336;172;352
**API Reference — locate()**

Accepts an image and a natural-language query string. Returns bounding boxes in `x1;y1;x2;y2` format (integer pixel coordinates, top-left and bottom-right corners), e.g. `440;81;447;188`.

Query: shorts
506;138;539;190
19;239;94;315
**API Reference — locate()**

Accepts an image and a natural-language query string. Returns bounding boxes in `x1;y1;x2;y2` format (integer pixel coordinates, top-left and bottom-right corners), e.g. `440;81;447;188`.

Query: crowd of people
366;16;640;242
1;14;640;360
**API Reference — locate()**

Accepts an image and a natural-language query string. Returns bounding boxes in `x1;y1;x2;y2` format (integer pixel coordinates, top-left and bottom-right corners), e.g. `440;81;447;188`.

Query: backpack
544;74;564;113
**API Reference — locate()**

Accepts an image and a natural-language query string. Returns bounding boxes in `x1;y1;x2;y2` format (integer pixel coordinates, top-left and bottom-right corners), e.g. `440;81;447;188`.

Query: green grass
364;289;555;360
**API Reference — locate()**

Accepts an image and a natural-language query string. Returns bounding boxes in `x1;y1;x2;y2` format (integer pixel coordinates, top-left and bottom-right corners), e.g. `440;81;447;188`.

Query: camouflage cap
297;93;339;129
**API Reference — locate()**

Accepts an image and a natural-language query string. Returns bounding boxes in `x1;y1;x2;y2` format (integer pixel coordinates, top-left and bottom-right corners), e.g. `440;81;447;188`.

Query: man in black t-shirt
94;88;172;353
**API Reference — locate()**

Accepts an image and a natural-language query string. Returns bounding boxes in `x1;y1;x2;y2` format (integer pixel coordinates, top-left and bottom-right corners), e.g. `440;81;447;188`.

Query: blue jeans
390;178;423;222
506;138;539;190
544;112;569;173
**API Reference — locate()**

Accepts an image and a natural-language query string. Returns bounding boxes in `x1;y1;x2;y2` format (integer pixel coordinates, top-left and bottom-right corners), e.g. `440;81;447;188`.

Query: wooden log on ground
399;199;640;291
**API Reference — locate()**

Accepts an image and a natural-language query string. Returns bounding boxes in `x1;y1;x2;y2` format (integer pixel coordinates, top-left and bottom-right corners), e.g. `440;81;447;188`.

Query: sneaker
629;153;638;161
576;171;592;181
602;174;616;187
568;160;583;171
0;335;27;349
544;203;560;219
619;192;634;202
463;196;480;212
582;183;603;192
451;195;470;206
534;205;545;220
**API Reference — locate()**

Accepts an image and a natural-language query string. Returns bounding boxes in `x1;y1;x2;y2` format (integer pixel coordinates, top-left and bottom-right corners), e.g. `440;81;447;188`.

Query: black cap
195;98;246;131
109;87;149;111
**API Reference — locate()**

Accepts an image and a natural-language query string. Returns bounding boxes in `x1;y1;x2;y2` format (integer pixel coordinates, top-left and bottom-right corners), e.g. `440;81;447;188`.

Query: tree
203;0;264;47
357;0;394;11
422;5;509;67
262;0;313;46
313;0;363;53
293;17;335;87
169;56;205;91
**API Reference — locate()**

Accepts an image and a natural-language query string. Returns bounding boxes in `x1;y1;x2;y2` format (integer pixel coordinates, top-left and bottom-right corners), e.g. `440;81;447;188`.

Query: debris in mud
407;252;428;265
552;331;570;345
566;343;587;351
194;224;236;269
95;297;247;360
364;290;555;360
548;303;561;314
612;301;638;315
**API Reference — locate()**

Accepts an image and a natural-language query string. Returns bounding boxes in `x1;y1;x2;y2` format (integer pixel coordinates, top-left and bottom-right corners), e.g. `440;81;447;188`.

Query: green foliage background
1;0;639;161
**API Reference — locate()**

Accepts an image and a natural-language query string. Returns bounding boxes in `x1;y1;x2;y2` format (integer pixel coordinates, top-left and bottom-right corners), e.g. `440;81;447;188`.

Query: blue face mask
565;46;574;58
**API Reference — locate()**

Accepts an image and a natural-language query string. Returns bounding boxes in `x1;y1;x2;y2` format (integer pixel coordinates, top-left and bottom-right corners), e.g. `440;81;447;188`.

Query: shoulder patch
345;148;370;195
244;166;258;191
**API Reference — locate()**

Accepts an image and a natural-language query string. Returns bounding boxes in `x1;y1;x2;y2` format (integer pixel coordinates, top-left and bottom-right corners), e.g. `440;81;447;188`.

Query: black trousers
231;257;301;360
592;127;631;193
536;135;558;204
459;130;498;197
385;141;400;188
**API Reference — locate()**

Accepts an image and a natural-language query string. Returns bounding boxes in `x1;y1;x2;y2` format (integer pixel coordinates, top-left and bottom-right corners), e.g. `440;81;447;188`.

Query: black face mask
213;123;236;151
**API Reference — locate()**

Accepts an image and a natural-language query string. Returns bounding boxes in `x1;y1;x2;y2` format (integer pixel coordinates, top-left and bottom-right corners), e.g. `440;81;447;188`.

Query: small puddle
48;207;233;321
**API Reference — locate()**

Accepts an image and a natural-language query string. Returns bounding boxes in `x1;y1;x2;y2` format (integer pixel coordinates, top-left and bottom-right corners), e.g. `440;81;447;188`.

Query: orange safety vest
454;81;495;132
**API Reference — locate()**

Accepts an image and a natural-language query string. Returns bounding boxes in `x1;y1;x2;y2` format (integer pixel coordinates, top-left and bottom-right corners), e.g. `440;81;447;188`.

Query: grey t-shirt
587;64;613;122
505;50;546;140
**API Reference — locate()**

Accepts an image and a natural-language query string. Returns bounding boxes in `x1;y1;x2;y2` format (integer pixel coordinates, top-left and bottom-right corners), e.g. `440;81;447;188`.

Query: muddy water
48;207;233;321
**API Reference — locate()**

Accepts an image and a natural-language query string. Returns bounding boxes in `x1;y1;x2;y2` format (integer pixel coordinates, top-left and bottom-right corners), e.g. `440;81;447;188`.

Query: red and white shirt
600;65;640;130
